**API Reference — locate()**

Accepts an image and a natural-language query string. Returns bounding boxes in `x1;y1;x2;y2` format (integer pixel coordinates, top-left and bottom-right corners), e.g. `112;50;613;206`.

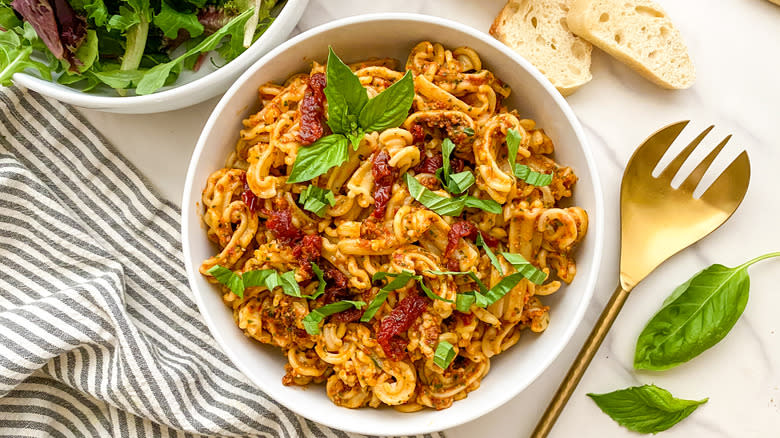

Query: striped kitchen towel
0;87;445;438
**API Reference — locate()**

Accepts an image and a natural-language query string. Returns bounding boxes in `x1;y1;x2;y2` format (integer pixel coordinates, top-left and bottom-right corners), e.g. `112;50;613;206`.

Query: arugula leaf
501;252;547;284
70;0;109;26
303;300;366;335
107;7;141;32
506;128;522;174
298;185;336;217
135;8;253;95
0;30;51;86
634;251;780;371
154;0;204;39
324;46;367;136
358;70;415;133
588;385;707;434
433;341;456;369
208;265;245;297
287;134;349;184
476;233;503;274
515;164;553;186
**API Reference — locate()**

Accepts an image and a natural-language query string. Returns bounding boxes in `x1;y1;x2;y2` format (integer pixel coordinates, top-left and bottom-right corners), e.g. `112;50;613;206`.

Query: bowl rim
182;12;605;435
11;0;307;111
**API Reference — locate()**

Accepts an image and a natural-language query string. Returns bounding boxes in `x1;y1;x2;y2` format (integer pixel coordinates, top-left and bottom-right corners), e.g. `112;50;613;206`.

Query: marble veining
79;0;780;436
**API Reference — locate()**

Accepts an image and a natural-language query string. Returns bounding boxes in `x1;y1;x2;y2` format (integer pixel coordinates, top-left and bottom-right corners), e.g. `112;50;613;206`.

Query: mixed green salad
0;0;280;94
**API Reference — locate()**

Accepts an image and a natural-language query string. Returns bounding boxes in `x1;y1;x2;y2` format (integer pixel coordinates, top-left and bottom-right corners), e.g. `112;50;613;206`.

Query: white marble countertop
80;0;780;436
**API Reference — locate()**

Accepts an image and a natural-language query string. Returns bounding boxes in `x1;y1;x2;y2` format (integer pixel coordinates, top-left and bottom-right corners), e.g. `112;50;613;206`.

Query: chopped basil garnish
361;269;453;322
208;265;246;297
404;173;502;216
288;48;415;182
437;138;475;194
208;264;329;300
303;300;366;335
310;262;326;299
298;185;336;217
506;127;522;174
476;233;503;274
514;164;553;186
434;341;456;369
501;252;547;284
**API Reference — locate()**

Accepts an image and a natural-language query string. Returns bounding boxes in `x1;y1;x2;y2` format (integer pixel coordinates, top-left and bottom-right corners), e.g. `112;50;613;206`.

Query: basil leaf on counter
588;385;707;434
303;300;366;335
287;134;349;183
433;341;456;369
515;164;553;187
298;185;335;217
501;252;547;285
477;233;503;274
358;70;414;133
634;251;780;370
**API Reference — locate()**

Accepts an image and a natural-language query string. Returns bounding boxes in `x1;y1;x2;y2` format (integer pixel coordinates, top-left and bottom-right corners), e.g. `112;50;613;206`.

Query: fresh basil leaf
417;276;453;303
358;70;414;133
303;300;366;335
298;185;336;217
405;173;467;216
241;269;276;289
482;272;526;305
501;252;547;284
362;271;416;322
463;196;502;214
287;134;350;183
515;164;553;187
153;0;204;39
135;8;252;95
426;269;487;294
588;385;707;434
476;233;503;275
440;138;455;183
310;262;326;300
207;265;245;298
346;130;365;151
633;252;780;370
455;293;475;312
325;47;368;126
506;128;522;174
433;340;456;369
447;171;475;194
463;127;475;136
279;270;302;297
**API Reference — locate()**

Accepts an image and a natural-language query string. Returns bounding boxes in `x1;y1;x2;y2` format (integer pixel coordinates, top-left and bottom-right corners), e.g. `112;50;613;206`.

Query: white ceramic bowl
11;0;308;114
182;13;604;436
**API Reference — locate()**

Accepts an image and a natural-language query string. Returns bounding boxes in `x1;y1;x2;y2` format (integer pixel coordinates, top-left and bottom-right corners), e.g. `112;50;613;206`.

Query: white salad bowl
182;13;604;436
10;0;308;114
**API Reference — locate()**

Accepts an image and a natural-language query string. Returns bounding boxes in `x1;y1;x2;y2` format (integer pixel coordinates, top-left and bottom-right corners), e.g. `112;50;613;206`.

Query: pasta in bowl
183;14;603;435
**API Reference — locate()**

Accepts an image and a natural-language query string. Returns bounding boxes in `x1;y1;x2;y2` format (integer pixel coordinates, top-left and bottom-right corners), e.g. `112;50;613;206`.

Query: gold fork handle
530;284;630;438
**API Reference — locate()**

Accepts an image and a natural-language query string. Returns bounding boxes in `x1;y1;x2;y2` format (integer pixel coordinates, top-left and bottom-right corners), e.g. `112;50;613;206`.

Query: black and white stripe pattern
0;87;446;438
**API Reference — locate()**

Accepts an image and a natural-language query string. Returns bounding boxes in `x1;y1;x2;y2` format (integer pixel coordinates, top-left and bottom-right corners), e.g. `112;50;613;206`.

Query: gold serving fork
531;121;751;437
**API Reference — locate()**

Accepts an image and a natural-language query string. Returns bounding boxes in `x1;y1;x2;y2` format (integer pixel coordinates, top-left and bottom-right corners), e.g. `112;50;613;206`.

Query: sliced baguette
490;0;593;96
567;0;695;89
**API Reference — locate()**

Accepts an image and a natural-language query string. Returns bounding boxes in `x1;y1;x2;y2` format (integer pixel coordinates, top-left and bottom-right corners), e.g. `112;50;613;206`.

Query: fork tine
627;121;689;172
657;125;714;180
678;134;732;193
700;151;751;210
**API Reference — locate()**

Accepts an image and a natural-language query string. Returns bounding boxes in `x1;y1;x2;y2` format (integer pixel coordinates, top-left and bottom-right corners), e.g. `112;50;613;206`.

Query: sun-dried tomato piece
298;72;327;145
371;150;398;218
292;234;322;278
479;232;500;248
413;153;443;174
239;174;260;213
376;293;429;361
330;307;363;324
266;203;302;246
445;220;478;258
450;156;465;173
322;268;349;303
410;124;425;147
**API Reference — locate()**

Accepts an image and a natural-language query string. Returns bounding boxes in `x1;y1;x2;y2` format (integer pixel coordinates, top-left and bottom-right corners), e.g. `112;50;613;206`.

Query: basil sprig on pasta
208;264;328;300
506;128;553;187
404;173;502;216
434;341;456;369
288;48;414;183
362;270;453;322
303;300;366;335
429;253;547;313
437;138;475;194
298;185;335;217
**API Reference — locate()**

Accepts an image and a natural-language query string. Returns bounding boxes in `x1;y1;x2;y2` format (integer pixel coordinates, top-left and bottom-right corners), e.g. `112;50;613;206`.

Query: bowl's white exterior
11;0;308;114
182;14;604;436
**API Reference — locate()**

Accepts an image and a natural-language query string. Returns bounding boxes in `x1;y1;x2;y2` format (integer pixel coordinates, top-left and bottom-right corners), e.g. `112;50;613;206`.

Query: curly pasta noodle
200;41;588;411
